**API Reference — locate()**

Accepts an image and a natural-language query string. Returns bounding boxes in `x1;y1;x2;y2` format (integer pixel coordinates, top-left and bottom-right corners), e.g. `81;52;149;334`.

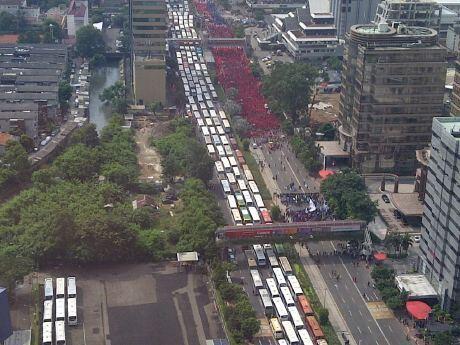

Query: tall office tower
374;0;441;30
451;60;460;116
130;0;167;104
331;0;381;37
338;23;446;173
419;117;460;310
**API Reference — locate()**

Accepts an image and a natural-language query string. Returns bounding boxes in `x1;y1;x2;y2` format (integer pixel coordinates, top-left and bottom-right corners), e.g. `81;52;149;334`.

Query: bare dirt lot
310;92;340;126
12;263;224;345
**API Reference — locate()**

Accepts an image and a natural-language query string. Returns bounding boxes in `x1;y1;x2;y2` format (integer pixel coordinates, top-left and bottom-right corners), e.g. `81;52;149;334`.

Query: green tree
54;144;100;181
100;81;127;113
147;101;163;115
224;99;242;118
70;123;100;147
400;233;413;253
19;134;35;153
42;19;63;43
0;12;18;33
282;119;294;136
101;162;136;188
271;205;281;221
75;25;106;58
0;248;34;291
326;56;342;71
18;30;41;43
3;140;31;182
242;139;250;151
240;317;260;340
318;123;336;140
433;331;453;345
386;295;404;310
58;81;72;106
263;63;318;122
112;14;126;28
317;307;329;325
91;8;104;24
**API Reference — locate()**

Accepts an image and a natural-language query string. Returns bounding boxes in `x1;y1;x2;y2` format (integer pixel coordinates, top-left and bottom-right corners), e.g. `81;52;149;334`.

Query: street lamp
49;23;54;42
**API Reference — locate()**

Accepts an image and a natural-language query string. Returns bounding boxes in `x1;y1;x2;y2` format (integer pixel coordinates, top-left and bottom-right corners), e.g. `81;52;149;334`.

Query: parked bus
212;134;221;145
266;249;279;267
220;135;229;146
242;190;253;206
248;207;261;224
273;267;287;287
56;278;65;299
282;320;300;345
253;244;266;267
261;208;273;224
55;320;66;345
298;329;315;345
221;156;231;172
216;145;225;157
234;192;245;207
222;119;231;133
232;166;241;178
221;180;231;194
44;278;53;301
245;249;257;268
227;195;237;209
278;340;288;345
297;295;314;317
270;318;284;339
231;209;242;225
259;289;274;316
240;207;252;224
288;306;304;330
280;286;295;307
228;156;238;167
287;275;303;298
266;278;280;298
249;181;259;194
216;125;225;135
56;298;65;321
237;179;247;191
254;194;265;209
244;169;254;181
42;321;53;345
207;144;216;158
250;269;264;293
205;118;213;127
274;244;285;256
306;316;324;340
273;297;289;321
224;144;233;156
215;161;224;174
201;126;209;136
43;300;53;323
226;172;237;186
219;110;227;120
67;277;76;299
279;257;293;276
67;297;77;326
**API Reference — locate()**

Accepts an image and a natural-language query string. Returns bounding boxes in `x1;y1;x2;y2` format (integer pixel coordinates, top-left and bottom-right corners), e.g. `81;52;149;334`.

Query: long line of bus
247;244;326;345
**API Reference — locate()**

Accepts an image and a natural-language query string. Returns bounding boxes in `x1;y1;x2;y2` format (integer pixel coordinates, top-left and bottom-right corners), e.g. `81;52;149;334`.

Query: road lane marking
368;326;373;334
351;296;355;303
359;310;363;316
388;325;393;332
357;326;362;334
330;241;391;345
349;310;352;316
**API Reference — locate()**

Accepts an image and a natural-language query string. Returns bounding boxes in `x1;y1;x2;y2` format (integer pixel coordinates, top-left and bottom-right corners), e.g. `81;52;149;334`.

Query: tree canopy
100;81;128;113
321;170;377;223
75;25;106;59
262;63;317;122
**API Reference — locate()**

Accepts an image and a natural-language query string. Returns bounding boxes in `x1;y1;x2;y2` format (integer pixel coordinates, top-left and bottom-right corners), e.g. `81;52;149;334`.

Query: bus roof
44;278;53;299
281;320;299;343
298;328;315;345
67;277;76;296
55;320;66;340
56;277;65;297
42;322;53;343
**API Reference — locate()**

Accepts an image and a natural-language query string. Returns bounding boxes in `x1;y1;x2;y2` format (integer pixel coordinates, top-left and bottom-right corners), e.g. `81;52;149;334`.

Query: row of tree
371;266;408;310
290;134;322;175
384;233;413;257
320;170;377;223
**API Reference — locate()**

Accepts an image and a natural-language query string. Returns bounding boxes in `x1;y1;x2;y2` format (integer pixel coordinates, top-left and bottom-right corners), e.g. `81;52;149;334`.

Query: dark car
382;194;390;203
227;248;236;263
393;209;402;219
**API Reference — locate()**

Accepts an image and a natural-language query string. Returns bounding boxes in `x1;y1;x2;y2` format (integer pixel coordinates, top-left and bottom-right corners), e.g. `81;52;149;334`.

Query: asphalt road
306;241;412;345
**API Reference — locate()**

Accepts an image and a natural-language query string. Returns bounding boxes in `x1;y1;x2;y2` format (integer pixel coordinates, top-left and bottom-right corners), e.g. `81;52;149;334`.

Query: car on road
393;209;402;219
227;248;236;263
382;194;390;203
412;235;421;243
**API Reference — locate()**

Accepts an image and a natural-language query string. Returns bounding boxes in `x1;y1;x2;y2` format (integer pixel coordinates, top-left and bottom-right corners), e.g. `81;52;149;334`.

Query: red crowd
213;47;280;136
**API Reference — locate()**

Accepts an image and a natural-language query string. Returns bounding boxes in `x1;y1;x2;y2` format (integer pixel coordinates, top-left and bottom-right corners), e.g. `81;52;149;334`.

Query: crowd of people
279;193;332;222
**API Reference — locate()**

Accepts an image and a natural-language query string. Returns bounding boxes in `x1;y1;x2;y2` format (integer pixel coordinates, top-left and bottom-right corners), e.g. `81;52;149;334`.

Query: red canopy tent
406;301;431;320
373;252;387;262
319;169;335;179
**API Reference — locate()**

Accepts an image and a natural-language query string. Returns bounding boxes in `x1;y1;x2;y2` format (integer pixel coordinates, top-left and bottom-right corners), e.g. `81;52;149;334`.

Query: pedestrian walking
367;281;370;287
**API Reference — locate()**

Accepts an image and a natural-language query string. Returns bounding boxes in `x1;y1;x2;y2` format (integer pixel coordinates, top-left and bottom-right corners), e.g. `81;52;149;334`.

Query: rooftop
316;141;350;158
434;117;460;140
391;192;424;216
395;274;438;299
0;132;14;146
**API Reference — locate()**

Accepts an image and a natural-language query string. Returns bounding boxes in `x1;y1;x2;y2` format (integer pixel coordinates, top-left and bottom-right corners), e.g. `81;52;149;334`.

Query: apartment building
338;23;447;173
331;0;381;37
65;0;89;38
130;0;167;104
419;117;460;310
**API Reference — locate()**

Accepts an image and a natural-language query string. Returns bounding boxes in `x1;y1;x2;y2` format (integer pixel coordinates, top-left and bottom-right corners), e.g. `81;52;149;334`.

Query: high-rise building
331;0;381;37
374;0;441;34
419;117;460;310
130;0;167;104
450;61;460;116
338;23;447;173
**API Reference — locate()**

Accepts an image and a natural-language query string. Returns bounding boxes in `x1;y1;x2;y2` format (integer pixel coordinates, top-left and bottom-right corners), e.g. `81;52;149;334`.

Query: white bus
273;267;287;287
244;169;254;181
231;209;242;225
216;126;225;135
56;278;65;299
282;321;300;345
216;145;226;157
222;119;231;133
242;190;253;206
270;318;284;339
197;118;205;127
209;127;217;136
215;161;224;174
226;172;237;186
298;329;314;345
221;179;231;194
253;244;266;267
232;166;241;178
280;286;295;307
248;207;261;224
67;297;78;326
224;145;233;156
43;300;53;323
266;249;279;267
237;179;247;191
288;306;304;330
266;278;280;298
221;157;231;172
44;278;53;301
42;321;53;345
259;289;274;316
212;134;221;145
287;275;303;298
56;298;65;321
254;194;265;209
278;340;288;345
210;109;218;118
207;144;216;157
250;269;264;293
227;195;237;209
55;320;66;345
272;297;289;321
248;181;259;194
220;135;229;146
228;156;238;167
67;277;76;299
201;126;209;136
279;257;293;276
205;118;213;127
219;110;227;120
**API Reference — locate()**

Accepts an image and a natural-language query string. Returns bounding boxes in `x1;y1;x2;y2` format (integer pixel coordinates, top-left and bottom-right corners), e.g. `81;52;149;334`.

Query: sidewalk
295;244;357;345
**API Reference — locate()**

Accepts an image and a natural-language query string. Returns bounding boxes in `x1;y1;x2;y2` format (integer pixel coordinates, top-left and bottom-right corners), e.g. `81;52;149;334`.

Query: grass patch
30;283;41;345
286;245;341;345
214;289;238;345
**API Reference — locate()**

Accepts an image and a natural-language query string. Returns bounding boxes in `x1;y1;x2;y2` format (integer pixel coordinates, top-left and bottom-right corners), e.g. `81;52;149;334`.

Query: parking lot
38;262;223;345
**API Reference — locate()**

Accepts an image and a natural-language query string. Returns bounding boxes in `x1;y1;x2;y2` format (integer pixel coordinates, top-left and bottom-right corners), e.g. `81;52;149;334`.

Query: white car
412;235;421;243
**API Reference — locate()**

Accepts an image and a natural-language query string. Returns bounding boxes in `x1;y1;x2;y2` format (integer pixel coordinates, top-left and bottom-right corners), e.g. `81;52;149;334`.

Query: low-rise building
133;55;166;105
64;0;89;38
0;0;25;14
